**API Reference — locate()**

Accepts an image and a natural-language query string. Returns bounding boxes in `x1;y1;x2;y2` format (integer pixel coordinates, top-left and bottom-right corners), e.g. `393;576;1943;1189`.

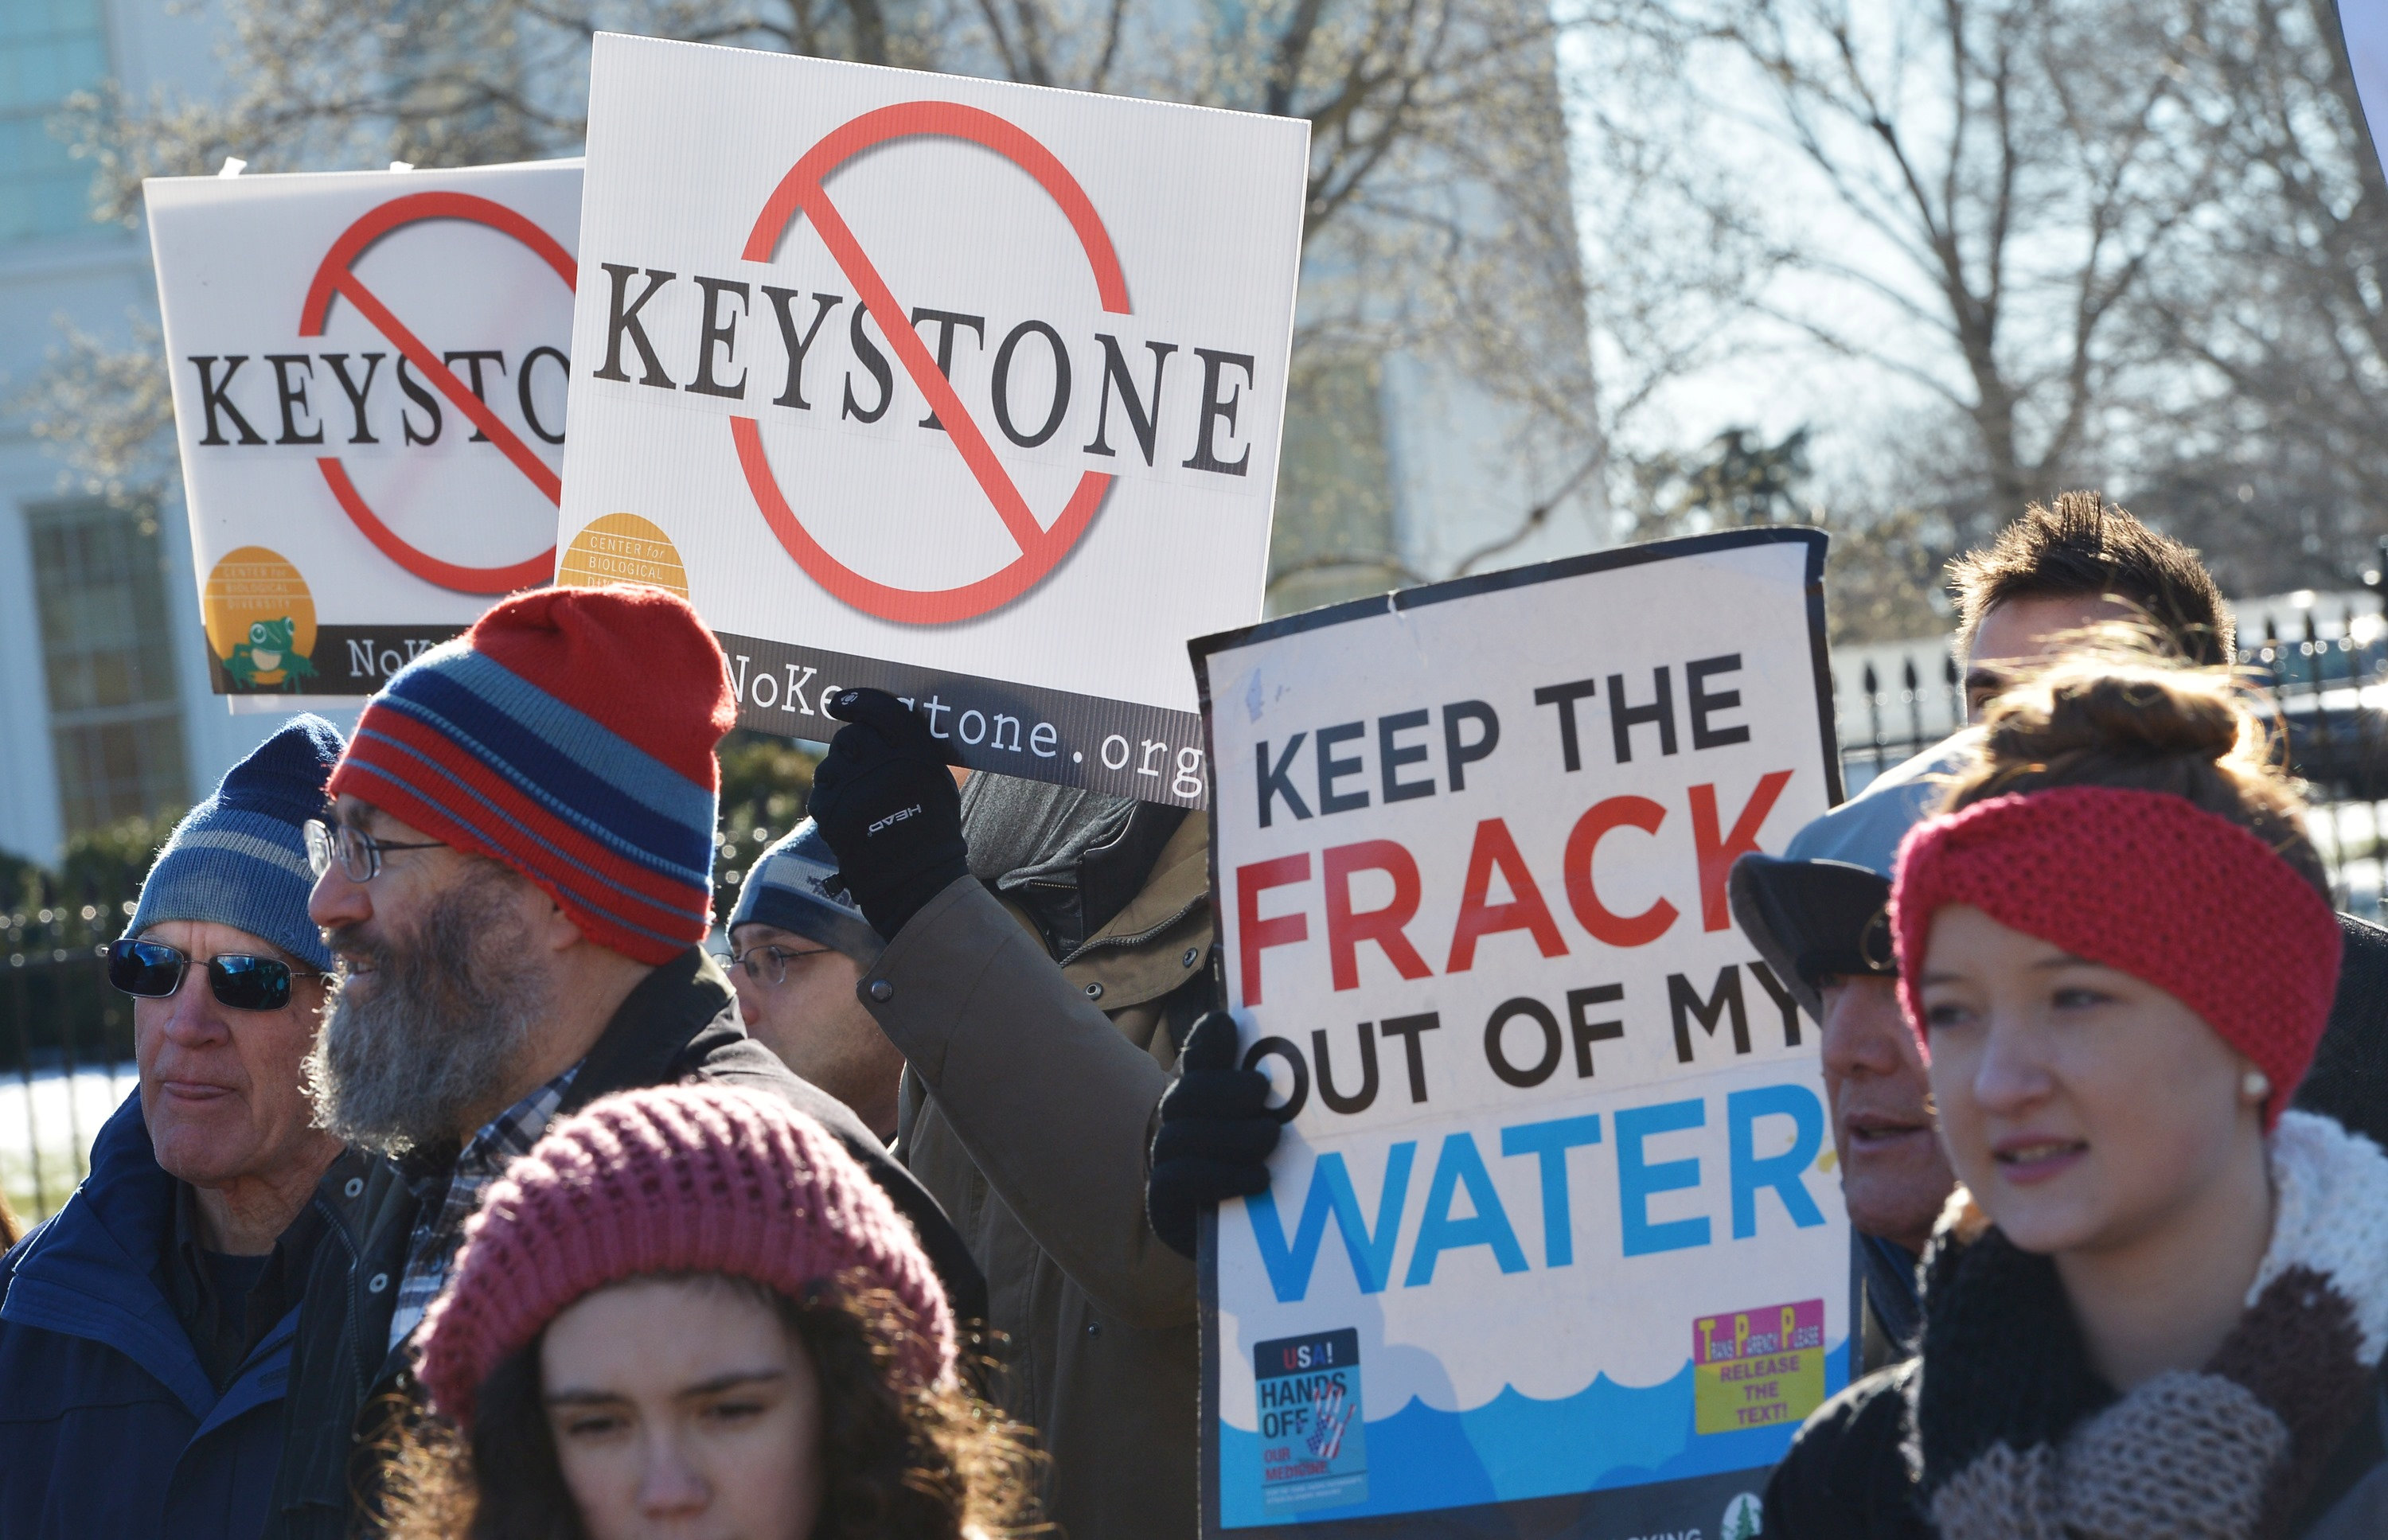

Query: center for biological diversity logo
203;548;318;692
556;513;689;598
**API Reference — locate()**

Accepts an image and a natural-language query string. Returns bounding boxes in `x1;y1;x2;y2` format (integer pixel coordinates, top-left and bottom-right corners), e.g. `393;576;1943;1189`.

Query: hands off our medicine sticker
1694;1299;1827;1435
1253;1329;1367;1514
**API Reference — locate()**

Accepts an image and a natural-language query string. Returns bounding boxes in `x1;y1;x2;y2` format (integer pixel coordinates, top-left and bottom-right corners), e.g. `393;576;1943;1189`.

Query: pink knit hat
415;1086;954;1429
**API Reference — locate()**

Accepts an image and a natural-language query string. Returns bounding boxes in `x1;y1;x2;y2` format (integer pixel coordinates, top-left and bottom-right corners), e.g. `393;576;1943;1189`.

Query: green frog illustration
224;616;317;691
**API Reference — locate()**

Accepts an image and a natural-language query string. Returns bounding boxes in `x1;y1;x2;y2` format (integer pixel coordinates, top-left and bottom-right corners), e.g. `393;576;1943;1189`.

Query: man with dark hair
1949;489;2234;712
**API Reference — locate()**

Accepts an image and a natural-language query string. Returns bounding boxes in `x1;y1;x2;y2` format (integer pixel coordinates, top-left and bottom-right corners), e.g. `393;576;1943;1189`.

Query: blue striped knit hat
131;715;344;969
330;585;736;965
727;820;882;963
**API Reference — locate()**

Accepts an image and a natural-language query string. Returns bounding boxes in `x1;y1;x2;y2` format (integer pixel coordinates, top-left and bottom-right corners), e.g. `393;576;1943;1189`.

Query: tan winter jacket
864;813;1211;1540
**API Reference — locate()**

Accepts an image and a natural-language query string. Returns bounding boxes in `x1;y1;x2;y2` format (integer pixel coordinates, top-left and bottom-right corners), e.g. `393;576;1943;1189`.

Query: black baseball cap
1727;731;1977;1016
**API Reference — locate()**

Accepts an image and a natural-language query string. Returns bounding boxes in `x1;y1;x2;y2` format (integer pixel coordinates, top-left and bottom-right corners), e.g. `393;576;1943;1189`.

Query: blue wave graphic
1219;1349;1850;1527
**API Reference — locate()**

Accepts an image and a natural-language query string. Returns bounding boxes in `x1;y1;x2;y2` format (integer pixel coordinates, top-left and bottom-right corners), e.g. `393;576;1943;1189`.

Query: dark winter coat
873;802;1214;1540
261;946;984;1540
2298;913;2388;1152
0;1094;349;1539
1855;1231;1923;1374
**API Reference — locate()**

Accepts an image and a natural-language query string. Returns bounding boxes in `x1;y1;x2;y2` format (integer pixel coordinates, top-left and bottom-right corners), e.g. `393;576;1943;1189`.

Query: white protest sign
1192;530;1851;1537
146;160;581;696
2343;3;2388;185
562;35;1307;804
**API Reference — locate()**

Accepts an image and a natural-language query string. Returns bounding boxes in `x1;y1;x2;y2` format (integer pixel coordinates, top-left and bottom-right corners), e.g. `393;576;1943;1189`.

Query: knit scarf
1906;1112;2388;1540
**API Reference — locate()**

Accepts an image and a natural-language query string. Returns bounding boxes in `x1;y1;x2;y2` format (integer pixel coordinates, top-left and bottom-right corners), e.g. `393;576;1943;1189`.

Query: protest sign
2343;4;2388;186
561;34;1307;804
146;160;581;696
1192;528;1851;1538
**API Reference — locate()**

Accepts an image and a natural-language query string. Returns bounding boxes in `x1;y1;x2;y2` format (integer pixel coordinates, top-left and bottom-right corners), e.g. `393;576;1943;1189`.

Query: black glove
810;688;970;940
1148;1011;1283;1259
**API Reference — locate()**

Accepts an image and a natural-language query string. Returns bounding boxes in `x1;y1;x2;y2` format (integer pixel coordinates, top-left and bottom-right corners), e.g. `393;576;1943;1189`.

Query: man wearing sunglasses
723;820;903;1142
263;584;981;1540
0;715;357;1538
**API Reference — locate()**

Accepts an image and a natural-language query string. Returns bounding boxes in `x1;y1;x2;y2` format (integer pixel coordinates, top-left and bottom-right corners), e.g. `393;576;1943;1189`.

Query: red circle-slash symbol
735;102;1130;626
299;192;575;595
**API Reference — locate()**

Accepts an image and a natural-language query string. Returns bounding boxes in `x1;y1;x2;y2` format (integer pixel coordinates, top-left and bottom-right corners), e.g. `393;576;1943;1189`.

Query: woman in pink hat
1765;650;2388;1538
378;1085;1037;1539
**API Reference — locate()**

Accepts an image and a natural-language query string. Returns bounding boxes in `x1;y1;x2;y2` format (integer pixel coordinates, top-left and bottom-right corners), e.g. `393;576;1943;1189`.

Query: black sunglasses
107;938;324;1012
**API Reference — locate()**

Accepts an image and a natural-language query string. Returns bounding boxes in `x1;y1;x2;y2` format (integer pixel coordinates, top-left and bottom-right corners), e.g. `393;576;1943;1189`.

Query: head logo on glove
807;688;971;940
868;805;923;837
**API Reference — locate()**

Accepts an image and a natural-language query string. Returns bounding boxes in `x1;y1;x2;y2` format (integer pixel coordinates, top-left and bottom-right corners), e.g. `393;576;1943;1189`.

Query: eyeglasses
305;819;445;883
723;942;833;988
107;938;324;1012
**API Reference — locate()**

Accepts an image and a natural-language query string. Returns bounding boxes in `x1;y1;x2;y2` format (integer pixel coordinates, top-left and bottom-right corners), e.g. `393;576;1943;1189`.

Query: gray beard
305;865;550;1156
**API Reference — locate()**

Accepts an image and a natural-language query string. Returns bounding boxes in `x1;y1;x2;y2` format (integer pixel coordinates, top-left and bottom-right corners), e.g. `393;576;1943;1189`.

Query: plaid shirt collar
452;1064;579;1187
388;1062;580;1350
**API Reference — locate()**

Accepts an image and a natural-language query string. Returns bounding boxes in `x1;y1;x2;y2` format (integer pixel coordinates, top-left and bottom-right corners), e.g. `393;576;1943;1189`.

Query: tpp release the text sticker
1693;1298;1825;1435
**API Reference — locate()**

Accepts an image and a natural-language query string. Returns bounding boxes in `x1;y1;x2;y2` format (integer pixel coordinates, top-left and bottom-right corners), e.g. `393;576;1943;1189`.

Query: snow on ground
2;1062;136;1223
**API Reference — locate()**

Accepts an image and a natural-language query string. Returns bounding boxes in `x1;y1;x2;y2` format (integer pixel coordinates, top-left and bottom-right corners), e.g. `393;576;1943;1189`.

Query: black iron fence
2249;605;2388;916
1835;649;1965;793
1;893;139;1226
1828;598;2388;918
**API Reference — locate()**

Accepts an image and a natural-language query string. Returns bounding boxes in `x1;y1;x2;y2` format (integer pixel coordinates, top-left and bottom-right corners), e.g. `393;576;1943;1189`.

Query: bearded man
263;585;981;1540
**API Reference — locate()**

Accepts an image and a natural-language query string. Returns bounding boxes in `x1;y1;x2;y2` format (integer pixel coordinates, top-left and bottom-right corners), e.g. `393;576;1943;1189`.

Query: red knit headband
1890;786;2341;1128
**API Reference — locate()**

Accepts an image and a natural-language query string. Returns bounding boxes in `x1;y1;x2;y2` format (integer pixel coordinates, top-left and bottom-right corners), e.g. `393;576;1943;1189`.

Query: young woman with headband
1765;653;2388;1538
377;1084;1039;1539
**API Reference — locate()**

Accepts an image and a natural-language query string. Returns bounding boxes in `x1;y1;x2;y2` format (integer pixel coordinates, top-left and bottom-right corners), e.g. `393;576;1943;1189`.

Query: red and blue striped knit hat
330;584;736;964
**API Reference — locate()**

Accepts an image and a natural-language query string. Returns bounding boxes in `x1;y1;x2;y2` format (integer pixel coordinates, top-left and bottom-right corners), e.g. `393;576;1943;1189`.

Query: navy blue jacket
0;1094;317;1538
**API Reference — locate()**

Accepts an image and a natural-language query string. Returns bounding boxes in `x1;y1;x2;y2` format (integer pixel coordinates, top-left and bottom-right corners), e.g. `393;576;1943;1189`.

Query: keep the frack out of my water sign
562;35;1307;805
1191;529;1852;1538
146;160;580;698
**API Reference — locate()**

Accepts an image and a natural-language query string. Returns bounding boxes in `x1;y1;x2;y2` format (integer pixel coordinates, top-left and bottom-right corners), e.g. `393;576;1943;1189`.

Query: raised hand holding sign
810;688;970;940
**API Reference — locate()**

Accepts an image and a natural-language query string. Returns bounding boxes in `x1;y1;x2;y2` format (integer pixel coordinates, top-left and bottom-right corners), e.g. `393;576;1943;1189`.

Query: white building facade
0;0;339;864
